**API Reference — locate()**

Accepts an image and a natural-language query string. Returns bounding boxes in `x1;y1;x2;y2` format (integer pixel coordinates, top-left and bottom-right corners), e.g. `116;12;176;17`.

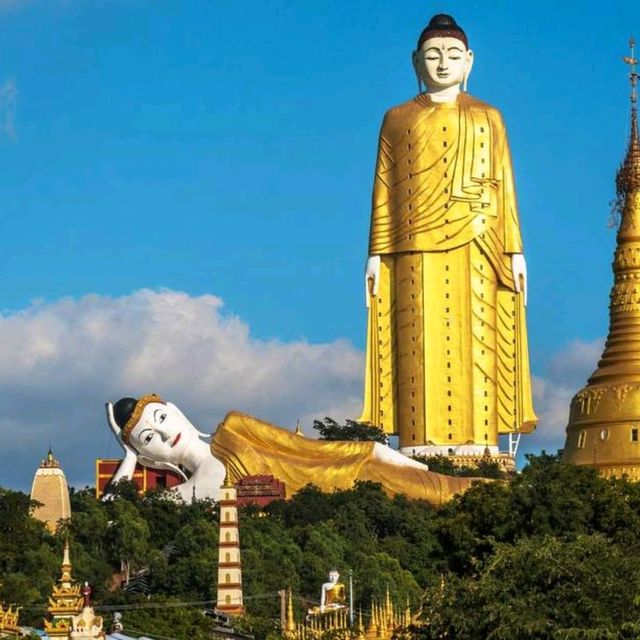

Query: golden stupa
30;448;71;533
564;38;640;477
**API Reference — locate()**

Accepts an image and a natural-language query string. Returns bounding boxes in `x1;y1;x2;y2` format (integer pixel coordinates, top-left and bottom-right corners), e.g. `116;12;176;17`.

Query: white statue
105;394;483;504
320;570;347;612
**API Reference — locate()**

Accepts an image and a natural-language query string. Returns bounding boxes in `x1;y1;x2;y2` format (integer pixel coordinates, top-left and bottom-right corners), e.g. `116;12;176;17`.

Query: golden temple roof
0;602;21;637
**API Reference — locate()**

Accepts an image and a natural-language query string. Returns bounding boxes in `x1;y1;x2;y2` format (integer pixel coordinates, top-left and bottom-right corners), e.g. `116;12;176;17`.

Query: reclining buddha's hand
106;401;137;460
103;402;139;500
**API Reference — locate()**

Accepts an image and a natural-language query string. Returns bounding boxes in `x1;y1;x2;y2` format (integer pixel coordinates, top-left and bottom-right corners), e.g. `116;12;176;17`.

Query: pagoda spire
584;38;640;384
44;540;83;638
285;588;295;634
60;539;72;588
564;38;640;477
612;36;640;223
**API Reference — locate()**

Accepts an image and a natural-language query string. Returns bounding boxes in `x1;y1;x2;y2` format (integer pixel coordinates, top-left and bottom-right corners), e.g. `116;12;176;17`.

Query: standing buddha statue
360;14;537;456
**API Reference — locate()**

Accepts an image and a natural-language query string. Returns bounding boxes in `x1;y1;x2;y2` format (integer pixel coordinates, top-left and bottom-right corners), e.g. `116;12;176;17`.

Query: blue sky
0;0;639;489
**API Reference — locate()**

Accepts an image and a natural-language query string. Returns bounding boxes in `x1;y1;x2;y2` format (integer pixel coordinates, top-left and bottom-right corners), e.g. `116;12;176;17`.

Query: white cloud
0;288;606;489
523;338;604;455
0;290;364;489
0;79;17;141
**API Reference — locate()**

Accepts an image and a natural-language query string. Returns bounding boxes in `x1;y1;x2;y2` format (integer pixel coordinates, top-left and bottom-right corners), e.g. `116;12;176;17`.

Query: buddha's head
107;394;205;467
328;570;340;584
412;14;473;92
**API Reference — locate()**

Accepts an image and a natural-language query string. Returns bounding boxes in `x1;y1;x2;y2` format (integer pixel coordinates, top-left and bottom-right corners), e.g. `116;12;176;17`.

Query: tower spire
617;36;640;208
625;36;638;118
285;588;295;634
563;39;640;478
44;540;83;638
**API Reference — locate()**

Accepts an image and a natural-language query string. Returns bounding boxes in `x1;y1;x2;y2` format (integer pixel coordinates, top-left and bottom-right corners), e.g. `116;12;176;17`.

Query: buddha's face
413;36;473;91
328;571;339;583
128;401;199;464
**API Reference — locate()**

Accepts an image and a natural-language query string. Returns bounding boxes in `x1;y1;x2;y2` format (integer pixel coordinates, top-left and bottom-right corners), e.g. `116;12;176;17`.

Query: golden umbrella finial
222;463;234;488
624;35;638;130
285;587;296;634
616;36;640;206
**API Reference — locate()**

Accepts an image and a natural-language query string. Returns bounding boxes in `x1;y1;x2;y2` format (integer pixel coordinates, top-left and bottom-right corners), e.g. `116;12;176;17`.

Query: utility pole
278;589;286;630
348;569;354;627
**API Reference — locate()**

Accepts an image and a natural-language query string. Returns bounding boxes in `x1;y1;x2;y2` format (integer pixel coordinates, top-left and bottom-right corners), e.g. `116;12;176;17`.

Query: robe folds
211;411;484;505
360;92;537;449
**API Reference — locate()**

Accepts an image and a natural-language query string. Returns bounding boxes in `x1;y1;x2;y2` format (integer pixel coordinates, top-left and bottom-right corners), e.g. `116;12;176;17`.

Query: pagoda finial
294;420;303;436
384;585;392;621
617;35;640;203
60;539;72;586
286;587;295;633
222;463;233;488
356;609;365;639
41;447;60;469
625;36;638;110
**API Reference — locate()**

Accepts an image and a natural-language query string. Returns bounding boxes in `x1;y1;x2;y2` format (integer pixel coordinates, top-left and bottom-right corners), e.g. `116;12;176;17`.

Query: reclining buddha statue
105;394;484;505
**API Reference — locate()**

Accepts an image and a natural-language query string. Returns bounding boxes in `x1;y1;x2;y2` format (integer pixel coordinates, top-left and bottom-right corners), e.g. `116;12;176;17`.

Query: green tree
419;535;640;640
105;498;150;572
313;417;388;443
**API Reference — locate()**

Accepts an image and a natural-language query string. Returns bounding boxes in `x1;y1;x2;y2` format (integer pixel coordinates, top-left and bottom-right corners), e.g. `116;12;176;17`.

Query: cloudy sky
0;0;637;489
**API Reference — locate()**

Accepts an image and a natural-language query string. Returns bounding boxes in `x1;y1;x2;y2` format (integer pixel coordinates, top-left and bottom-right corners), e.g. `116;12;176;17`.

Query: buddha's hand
365;255;381;308
511;253;528;307
105;402;138;463
103;402;138;501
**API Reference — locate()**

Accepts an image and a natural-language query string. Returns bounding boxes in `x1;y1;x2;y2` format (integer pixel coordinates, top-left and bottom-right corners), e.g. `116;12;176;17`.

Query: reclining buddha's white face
128;401;200;465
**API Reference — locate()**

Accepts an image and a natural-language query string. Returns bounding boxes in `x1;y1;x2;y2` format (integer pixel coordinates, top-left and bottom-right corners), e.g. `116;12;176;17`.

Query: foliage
5;454;640;639
312;417;388;444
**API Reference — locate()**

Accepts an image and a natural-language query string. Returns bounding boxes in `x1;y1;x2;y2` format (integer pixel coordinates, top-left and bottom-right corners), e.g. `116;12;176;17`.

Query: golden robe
360;93;536;449
211;411;483;505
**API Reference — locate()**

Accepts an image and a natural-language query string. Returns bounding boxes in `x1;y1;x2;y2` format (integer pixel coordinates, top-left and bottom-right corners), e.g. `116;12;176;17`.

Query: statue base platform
400;445;516;473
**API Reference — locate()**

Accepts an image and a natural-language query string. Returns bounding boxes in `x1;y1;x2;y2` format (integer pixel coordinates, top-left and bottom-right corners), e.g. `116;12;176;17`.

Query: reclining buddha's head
107;394;202;464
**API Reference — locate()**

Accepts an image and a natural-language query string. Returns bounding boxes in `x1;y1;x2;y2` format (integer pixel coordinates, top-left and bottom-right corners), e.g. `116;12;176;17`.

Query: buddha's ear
463;49;474;91
411;50;423;93
411;49;419;72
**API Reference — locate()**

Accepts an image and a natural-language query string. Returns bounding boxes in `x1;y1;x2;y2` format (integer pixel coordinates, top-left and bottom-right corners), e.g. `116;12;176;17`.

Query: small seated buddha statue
320;571;347;612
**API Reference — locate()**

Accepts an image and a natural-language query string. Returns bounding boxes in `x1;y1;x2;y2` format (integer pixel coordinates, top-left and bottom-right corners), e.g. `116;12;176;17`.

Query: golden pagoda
564;38;640;477
30;448;71;533
44;540;84;638
0;602;21;637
